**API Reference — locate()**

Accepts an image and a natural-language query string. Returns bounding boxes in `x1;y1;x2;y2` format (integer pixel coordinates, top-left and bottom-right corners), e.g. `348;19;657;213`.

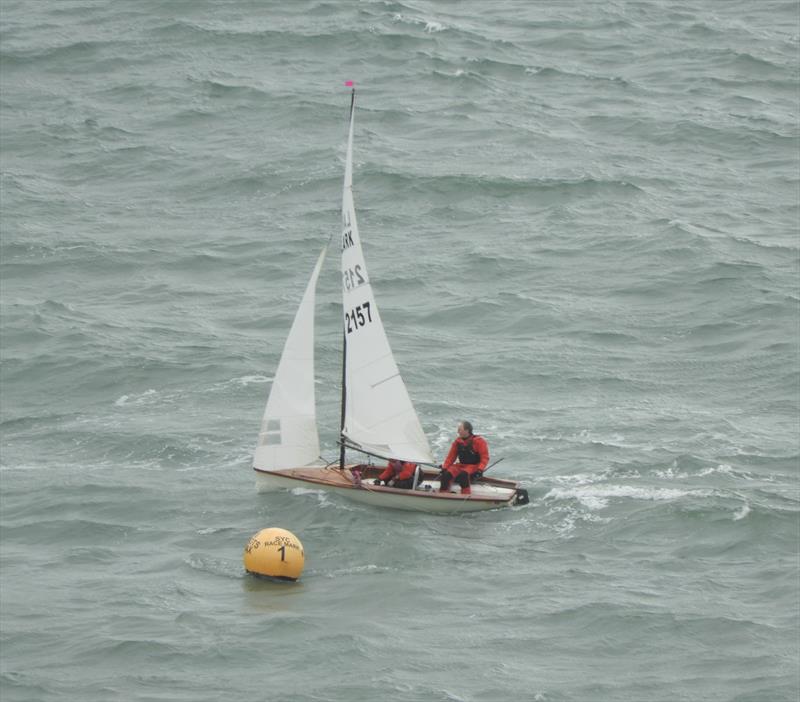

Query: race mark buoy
244;527;305;581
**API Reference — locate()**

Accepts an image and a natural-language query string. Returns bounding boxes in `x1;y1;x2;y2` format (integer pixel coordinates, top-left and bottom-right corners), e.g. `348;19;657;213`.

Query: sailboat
252;86;529;513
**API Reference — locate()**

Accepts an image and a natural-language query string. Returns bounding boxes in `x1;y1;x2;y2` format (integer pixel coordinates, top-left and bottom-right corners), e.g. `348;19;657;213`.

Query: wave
0;672;51;700
187;77;270;101
716;48;790;76
184;554;242;580
544;484;707;511
656;462;751;482
151;19;430;54
526;64;632;88
1;518;148;544
391;12;447;34
0;38;128;64
364;170;644;202
114;389;159;407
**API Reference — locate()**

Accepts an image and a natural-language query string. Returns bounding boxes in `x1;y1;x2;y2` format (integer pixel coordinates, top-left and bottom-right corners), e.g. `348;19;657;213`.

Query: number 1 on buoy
243;527;305;581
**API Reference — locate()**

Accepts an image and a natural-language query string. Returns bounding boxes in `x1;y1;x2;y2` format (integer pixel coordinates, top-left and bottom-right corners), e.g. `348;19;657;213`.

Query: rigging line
337;439;440;468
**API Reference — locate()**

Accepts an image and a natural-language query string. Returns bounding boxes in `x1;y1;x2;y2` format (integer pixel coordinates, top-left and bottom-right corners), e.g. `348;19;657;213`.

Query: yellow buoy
244;527;305;581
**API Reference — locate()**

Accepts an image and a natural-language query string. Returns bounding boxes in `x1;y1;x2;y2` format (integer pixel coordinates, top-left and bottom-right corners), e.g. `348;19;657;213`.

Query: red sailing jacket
378;460;417;482
443;434;489;474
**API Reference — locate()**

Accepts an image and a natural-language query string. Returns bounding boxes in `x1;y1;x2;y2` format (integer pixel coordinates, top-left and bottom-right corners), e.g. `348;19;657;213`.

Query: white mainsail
339;91;434;465
253;247;326;471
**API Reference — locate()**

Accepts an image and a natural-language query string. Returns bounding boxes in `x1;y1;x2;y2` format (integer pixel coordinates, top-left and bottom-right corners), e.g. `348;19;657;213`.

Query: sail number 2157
345;302;373;334
342;265;365;292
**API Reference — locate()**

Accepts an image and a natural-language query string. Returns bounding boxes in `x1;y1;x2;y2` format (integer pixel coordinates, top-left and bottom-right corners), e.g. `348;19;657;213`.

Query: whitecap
545;484;702;510
658;463;756;482
545;502;611;534
288;486;361;512
323;563;388;578
391;12;445;33
575;494;609;510
233;374;271;386
114;388;157;406
655;462;688;479
698;463;735;477
546;472;605;487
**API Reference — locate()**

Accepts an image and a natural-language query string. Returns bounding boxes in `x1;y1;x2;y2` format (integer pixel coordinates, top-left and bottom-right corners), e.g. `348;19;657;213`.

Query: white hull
254;465;527;514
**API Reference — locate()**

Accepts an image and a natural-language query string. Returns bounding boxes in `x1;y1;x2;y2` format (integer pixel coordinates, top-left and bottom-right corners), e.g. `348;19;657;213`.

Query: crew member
373;458;419;489
439;421;489;495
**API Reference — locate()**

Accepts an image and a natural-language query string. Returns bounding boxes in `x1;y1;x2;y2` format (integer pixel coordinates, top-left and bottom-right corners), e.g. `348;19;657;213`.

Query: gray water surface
1;2;798;700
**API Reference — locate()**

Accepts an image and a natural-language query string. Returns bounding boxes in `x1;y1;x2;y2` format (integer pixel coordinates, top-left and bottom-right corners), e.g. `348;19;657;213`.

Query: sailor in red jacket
373;458;418;489
438;420;489;495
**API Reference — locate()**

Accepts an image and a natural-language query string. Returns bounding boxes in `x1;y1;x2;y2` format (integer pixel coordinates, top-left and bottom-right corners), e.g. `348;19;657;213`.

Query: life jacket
456;437;481;465
380;459;417;481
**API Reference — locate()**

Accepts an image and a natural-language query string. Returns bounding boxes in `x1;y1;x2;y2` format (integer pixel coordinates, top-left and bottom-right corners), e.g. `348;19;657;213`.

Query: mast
339;84;355;470
339;330;347;469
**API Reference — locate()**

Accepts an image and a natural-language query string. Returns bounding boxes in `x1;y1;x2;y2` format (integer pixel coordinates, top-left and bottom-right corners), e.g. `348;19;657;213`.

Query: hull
254;464;528;514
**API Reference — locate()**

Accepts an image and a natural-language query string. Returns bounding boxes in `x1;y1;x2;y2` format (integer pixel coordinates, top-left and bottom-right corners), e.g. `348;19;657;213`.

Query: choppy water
1;1;799;700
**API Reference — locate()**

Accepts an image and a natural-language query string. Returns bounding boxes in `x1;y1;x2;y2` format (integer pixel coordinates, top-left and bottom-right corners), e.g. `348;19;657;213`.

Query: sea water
1;1;798;700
